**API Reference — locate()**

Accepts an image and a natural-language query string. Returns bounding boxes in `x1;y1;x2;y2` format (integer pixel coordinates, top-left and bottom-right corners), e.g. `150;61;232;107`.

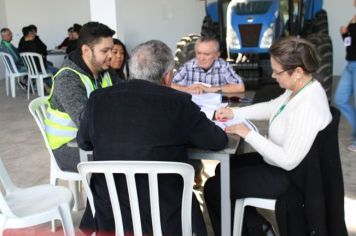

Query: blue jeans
334;61;356;143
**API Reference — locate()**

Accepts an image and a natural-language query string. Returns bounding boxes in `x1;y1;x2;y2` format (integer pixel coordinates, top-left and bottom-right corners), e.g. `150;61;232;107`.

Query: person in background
77;39;227;236
0;27;27;89
108;38;130;83
18;25;58;77
172;36;245;187
57;26;74;50
172;36;245;94
334;0;356;152
66;23;82;55
45;21;114;173
204;36;331;236
0;28;27;72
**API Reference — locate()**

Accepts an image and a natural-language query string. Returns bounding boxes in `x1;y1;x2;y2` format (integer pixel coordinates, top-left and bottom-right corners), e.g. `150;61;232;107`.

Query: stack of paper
191;93;223;119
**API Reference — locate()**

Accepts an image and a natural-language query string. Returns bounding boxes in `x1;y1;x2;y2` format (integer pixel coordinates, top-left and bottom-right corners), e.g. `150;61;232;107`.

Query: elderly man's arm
221;83;245;93
171;83;205;94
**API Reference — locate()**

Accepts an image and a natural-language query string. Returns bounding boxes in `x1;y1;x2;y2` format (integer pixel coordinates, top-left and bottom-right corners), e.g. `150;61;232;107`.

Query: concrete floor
0;78;355;235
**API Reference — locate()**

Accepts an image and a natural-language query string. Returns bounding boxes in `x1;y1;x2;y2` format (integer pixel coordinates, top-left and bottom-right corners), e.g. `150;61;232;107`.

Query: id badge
345;36;352;46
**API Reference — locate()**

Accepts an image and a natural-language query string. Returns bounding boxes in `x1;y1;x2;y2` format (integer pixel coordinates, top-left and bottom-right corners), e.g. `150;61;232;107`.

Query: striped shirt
173;58;243;86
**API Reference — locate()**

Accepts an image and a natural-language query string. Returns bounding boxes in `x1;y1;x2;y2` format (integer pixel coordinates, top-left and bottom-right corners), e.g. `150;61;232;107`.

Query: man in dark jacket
77;40;228;235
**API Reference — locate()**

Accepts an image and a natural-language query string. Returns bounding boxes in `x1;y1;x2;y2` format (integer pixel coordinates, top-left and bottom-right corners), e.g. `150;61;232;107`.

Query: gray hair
129;40;174;84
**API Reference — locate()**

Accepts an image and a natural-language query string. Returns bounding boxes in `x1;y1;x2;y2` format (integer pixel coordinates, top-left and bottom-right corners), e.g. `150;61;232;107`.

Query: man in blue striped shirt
172;36;245;94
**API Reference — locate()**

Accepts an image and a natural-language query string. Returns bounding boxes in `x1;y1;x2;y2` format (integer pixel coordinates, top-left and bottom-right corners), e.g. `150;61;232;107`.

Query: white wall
324;0;353;75
3;0;90;48
89;0;118;37
0;0;7;80
115;0;205;52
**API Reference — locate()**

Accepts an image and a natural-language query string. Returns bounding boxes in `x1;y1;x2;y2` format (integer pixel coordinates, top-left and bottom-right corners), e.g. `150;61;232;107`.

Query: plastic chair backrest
77;161;194;236
20;52;47;77
0;159;18;217
0;52;21;75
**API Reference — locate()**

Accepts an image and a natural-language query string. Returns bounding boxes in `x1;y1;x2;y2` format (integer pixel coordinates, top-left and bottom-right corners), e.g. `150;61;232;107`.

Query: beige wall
3;0;90;47
324;0;354;75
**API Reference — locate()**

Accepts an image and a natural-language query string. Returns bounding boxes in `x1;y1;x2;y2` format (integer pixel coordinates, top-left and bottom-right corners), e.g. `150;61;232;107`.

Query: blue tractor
175;0;333;99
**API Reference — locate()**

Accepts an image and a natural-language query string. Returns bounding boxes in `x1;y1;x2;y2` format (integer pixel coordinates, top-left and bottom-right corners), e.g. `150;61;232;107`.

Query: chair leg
58;203;75;236
233;199;245;236
69;181;80;211
10;75;16;98
37;76;44;97
5;75;9;96
0;215;6;236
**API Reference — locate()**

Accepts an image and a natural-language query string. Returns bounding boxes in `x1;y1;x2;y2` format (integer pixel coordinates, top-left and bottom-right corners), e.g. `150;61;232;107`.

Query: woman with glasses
204;36;332;236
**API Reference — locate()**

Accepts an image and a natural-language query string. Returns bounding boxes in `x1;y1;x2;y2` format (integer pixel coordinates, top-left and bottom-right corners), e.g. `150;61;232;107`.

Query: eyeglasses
272;69;290;76
222;96;240;103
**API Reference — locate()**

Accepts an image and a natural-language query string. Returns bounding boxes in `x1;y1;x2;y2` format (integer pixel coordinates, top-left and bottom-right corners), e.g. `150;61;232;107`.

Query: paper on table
191;93;221;107
191;93;222;119
214;118;259;133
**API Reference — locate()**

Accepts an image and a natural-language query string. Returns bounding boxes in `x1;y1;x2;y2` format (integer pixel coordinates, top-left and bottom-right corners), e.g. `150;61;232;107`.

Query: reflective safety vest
101;72;113;88
45;67;98;150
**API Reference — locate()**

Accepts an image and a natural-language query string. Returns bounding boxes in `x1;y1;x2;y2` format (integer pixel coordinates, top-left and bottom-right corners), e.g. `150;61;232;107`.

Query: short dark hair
0;28;10;34
28;24;37;33
269;36;320;74
22;26;32;37
73;23;82;34
196;36;220;52
77;22;115;49
67;27;74;32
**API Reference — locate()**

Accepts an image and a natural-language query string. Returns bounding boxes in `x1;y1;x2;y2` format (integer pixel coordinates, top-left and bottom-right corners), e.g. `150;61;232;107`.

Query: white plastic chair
233;198;276;236
77;161;195;236
0;52;27;98
20;52;52;99
0;158;75;236
28;96;82;211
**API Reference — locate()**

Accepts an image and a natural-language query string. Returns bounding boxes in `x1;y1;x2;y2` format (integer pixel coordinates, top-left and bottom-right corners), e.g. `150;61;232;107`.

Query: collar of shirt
192;58;222;72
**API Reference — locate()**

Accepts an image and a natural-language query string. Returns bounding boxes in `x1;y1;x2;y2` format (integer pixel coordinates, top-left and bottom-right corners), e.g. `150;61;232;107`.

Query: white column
89;0;118;38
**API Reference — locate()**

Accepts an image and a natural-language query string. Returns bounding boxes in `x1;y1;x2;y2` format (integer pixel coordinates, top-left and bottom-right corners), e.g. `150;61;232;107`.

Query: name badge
345;36;352;46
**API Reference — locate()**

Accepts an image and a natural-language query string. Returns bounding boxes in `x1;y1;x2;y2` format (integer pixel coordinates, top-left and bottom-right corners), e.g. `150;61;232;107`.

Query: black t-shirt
344;23;356;61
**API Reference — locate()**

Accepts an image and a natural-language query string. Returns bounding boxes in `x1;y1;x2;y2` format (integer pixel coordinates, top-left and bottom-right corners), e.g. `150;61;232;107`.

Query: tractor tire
201;15;220;39
174;34;200;71
307;33;333;102
313;9;329;35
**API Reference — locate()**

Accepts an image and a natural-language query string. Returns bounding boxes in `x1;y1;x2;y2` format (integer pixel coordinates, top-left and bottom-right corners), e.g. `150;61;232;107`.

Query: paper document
191;93;223;119
214;118;258;133
191;93;221;107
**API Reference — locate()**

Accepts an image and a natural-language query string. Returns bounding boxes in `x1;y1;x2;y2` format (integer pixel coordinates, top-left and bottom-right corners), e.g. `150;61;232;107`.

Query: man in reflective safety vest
45;22;115;172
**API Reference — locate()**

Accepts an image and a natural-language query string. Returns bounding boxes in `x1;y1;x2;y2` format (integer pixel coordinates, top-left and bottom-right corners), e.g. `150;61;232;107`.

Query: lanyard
270;79;314;124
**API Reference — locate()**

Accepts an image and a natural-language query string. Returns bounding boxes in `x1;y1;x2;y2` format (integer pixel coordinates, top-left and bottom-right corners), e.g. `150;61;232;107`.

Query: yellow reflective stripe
102;72;112;88
49;67;95;98
46;133;75;150
47;111;76;128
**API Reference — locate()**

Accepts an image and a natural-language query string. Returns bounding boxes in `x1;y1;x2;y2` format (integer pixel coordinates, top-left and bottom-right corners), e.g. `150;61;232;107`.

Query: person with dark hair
45;21;115;172
77;39;227;235
334;0;356;152
108;38;129;83
204;36;332;236
66;23;82;54
172;36;245;94
18;24;58;76
57;27;74;50
0;27;26;72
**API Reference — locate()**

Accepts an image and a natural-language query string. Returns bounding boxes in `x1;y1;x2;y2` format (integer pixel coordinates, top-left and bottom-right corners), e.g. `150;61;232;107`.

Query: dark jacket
276;107;348;236
77;79;228;235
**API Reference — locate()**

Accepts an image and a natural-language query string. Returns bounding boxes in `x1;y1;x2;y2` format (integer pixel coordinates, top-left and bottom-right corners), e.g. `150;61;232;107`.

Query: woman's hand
215;107;234;121
224;123;251;138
